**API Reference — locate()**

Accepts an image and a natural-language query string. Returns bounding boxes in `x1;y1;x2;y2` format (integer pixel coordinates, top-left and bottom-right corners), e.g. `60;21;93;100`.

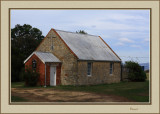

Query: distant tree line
11;24;44;82
76;30;87;34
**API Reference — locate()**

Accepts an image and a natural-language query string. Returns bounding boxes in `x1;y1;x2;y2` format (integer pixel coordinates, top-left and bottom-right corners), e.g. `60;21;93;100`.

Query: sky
11;10;150;63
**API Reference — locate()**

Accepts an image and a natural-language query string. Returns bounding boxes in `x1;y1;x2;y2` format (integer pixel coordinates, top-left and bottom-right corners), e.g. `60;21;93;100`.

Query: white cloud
119;38;134;43
118;31;142;37
144;38;149;42
115;42;125;46
101;14;146;21
130;45;141;48
71;21;147;31
99;35;110;39
11;10;149;63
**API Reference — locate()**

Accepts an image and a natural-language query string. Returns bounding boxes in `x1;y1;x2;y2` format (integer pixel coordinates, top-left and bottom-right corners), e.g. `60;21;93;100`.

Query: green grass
11;81;149;102
11;82;45;88
11;96;28;102
54;81;149;102
11;82;25;88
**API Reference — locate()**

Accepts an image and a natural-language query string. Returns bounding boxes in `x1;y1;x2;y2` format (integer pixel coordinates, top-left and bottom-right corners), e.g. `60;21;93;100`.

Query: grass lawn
11;82;25;88
11;81;149;102
55;81;149;102
11;96;28;102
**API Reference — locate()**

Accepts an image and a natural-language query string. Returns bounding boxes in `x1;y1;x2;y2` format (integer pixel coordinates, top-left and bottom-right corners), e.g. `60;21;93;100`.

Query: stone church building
24;28;121;86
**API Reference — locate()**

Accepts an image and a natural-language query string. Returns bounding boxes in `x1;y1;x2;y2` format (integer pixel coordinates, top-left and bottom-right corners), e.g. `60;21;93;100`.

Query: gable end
35;29;52;51
98;36;121;61
51;29;78;59
24;53;44;64
35;28;78;59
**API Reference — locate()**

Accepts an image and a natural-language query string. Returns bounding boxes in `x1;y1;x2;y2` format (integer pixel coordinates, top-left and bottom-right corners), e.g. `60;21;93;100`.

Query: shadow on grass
11;96;28;102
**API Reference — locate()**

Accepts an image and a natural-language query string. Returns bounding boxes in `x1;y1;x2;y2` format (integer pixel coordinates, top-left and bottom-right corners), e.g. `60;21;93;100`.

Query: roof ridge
54;28;99;37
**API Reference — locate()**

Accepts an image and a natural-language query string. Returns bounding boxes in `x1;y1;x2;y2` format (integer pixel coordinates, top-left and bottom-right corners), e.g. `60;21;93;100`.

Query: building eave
98;36;121;61
77;59;121;62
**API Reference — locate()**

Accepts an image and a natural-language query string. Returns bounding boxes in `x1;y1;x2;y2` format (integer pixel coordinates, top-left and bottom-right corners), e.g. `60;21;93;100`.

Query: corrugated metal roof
55;29;121;62
24;51;61;63
35;52;61;63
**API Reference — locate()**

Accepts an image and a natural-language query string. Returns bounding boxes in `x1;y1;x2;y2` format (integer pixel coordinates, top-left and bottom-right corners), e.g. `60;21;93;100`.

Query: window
110;63;113;74
87;62;92;76
32;60;37;69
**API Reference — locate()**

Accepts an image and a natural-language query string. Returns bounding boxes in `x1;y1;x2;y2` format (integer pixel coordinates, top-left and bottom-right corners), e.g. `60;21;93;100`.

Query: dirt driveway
11;88;132;102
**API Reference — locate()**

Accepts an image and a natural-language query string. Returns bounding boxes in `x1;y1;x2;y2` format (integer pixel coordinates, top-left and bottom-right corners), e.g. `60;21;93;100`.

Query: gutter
77;59;121;63
44;63;46;87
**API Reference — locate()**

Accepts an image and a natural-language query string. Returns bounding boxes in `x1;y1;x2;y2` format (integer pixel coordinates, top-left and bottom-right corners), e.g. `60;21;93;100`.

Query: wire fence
119;56;149;63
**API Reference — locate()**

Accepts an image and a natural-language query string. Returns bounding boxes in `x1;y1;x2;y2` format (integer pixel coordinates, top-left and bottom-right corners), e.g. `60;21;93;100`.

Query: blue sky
11;10;150;63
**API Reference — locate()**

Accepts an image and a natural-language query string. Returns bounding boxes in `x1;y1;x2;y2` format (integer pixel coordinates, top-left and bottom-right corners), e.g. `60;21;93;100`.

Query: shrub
124;61;147;82
19;68;25;81
24;68;40;86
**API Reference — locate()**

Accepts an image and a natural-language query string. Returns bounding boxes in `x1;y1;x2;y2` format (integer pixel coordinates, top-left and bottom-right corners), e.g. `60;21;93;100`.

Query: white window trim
110;63;113;75
32;59;37;69
87;62;92;76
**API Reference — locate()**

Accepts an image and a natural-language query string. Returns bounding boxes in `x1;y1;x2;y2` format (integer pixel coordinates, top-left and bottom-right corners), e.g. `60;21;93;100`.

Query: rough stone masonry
27;29;121;85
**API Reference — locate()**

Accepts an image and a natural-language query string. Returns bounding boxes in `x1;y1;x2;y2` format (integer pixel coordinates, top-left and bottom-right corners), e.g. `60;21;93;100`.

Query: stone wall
35;29;121;85
77;61;121;85
36;29;78;85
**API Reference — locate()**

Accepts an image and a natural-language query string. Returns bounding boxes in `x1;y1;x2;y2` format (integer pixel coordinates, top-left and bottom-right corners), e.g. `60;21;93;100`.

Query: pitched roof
55;29;121;62
24;51;61;63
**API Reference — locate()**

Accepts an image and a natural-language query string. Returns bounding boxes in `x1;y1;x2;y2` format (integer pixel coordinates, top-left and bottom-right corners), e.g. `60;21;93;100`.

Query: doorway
50;66;56;86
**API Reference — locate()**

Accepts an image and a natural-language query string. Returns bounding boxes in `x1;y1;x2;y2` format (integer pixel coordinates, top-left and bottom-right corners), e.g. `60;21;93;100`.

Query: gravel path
11;88;132;102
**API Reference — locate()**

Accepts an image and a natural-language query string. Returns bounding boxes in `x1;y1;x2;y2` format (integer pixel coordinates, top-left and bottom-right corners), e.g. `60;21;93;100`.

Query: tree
76;30;87;34
124;61;147;82
23;67;40;86
11;24;44;82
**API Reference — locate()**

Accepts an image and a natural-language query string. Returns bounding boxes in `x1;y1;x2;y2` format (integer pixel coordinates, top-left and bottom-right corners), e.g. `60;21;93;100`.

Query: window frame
87;62;92;76
109;62;114;75
32;59;37;69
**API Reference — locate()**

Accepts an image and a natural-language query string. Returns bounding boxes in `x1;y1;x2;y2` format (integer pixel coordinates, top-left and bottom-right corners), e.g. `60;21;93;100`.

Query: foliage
76;30;87;34
11;24;44;82
24;67;40;86
19;68;25;81
124;61;147;82
145;70;149;73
